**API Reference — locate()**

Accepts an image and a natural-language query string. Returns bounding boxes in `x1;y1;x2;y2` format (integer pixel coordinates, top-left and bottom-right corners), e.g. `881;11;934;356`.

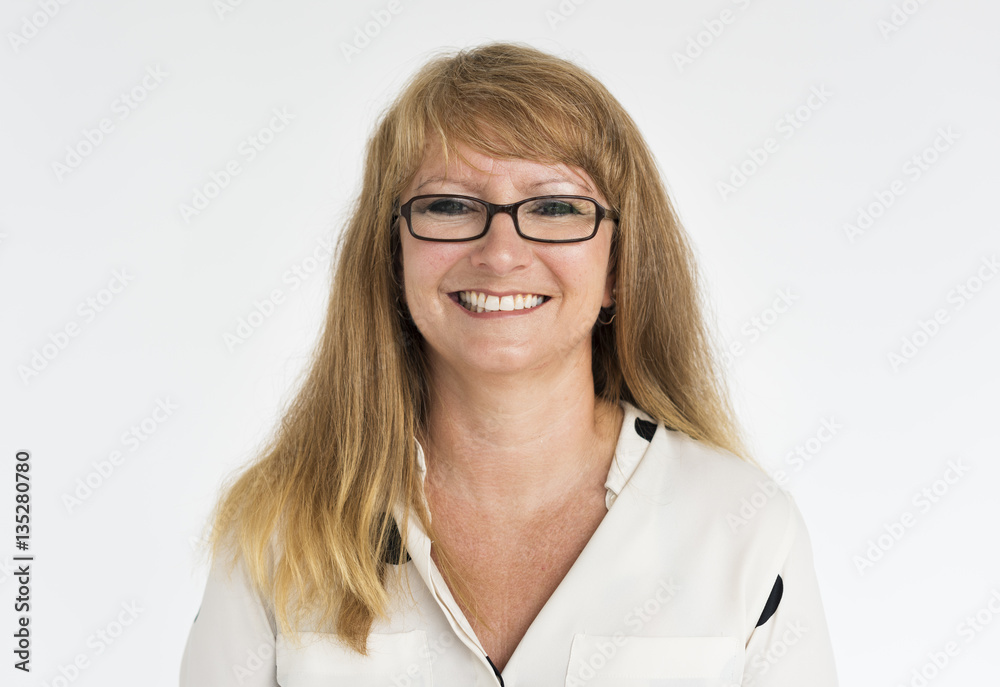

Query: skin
399;138;620;511
398;139;624;670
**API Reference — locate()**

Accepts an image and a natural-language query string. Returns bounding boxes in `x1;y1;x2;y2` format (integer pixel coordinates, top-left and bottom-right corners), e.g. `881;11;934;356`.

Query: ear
602;230;618;309
602;269;616;309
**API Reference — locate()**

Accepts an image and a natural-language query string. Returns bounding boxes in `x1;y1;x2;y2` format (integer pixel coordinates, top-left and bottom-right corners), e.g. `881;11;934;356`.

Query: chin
435;340;542;375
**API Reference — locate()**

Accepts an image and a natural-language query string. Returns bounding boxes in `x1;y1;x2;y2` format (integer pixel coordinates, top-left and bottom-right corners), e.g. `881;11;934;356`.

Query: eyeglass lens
407;196;600;241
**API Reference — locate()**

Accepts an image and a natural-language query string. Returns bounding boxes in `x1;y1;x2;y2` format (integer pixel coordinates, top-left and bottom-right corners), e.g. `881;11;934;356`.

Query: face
397;139;616;378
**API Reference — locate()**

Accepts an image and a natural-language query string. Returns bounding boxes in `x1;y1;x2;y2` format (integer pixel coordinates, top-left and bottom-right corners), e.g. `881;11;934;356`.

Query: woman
180;42;838;686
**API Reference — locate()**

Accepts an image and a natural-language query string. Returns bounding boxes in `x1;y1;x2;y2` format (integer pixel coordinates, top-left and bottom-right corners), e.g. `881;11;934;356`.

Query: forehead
409;138;599;196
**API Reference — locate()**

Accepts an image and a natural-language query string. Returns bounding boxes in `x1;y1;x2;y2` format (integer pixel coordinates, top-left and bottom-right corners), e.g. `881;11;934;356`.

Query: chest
428;492;609;672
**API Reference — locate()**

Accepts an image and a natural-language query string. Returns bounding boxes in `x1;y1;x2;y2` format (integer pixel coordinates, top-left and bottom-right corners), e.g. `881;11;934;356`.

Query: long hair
202;41;750;655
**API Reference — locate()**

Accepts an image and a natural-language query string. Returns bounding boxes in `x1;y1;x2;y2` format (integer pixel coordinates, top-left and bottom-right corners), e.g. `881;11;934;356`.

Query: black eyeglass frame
393;194;619;244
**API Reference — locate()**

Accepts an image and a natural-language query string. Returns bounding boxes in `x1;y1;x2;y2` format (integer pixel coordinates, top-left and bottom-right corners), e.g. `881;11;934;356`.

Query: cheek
551;245;612;293
400;240;463;302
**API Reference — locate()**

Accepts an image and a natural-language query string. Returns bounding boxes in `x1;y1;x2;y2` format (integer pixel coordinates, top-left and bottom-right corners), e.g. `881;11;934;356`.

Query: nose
472;207;532;274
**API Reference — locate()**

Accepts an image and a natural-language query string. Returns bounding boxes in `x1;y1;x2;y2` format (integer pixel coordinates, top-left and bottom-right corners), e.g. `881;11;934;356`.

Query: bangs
425;84;588;170
387;45;624;204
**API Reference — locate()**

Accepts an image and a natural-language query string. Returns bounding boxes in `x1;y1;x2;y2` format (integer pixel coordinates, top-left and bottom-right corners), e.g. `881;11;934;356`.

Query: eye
418;197;477;216
534;200;578;216
524;198;593;218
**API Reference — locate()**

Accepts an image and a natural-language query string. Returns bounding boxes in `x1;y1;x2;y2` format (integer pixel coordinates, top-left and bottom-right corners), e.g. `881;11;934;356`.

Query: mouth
451;290;551;313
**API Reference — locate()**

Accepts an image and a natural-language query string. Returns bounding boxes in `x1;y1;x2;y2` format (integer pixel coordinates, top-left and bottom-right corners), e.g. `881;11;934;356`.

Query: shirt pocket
277;629;433;687
565;634;742;687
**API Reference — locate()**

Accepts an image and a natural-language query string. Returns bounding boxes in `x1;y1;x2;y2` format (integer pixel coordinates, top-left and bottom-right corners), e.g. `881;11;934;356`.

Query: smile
455;290;550;313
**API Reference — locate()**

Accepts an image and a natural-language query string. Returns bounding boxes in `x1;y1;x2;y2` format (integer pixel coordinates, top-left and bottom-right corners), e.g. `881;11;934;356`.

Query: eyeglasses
395;194;618;243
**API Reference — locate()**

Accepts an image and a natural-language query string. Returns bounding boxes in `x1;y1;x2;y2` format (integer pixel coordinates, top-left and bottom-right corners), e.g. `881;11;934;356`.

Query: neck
419;355;623;517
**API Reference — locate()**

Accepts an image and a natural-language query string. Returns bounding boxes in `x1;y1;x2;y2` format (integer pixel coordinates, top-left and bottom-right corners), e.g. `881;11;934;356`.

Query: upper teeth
458;291;546;313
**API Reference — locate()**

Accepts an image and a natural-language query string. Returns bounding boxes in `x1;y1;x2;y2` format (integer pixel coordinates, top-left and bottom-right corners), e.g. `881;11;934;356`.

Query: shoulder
641;419;798;555
617;411;820;632
666;428;783;502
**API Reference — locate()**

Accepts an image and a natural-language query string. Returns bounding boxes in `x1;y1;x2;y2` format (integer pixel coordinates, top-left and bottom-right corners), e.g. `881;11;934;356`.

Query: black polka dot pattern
755;575;783;627
634;417;657;441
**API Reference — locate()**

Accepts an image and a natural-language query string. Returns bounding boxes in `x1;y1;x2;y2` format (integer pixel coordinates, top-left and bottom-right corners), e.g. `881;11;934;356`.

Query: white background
1;0;998;685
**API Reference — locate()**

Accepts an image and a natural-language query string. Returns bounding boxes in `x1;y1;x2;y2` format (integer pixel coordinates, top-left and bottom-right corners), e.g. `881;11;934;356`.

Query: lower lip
449;293;549;317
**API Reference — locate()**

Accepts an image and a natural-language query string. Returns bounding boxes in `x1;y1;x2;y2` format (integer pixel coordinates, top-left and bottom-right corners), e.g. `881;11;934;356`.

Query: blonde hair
202;41;750;655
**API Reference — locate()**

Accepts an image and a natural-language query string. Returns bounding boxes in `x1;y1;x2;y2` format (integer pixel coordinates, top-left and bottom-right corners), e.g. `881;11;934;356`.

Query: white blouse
179;400;838;686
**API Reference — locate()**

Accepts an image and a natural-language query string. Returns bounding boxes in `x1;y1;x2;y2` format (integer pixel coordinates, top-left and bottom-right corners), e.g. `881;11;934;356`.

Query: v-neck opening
395;399;664;679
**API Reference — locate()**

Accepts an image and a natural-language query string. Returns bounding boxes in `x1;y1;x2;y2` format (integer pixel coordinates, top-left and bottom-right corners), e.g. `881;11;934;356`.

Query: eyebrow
415;176;595;194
